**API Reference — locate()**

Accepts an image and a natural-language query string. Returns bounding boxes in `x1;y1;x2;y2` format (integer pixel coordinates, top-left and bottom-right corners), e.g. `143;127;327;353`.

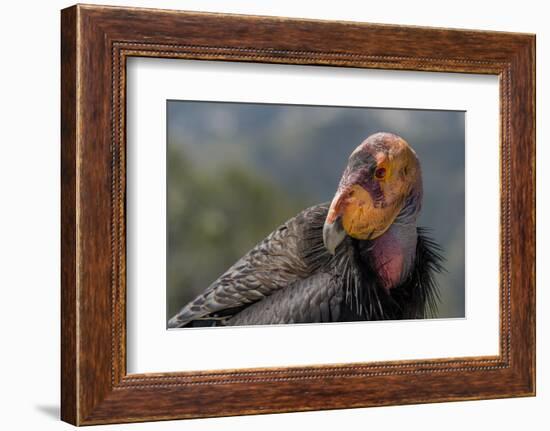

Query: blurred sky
167;100;465;320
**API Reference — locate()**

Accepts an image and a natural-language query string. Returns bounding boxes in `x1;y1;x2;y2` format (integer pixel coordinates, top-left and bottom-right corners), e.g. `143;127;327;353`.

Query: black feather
168;203;445;328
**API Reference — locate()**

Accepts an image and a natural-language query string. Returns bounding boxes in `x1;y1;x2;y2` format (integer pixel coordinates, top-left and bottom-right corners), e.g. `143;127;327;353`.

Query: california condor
168;132;444;328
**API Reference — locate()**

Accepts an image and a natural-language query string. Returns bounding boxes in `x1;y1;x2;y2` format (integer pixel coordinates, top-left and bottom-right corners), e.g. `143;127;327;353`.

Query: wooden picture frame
61;4;535;425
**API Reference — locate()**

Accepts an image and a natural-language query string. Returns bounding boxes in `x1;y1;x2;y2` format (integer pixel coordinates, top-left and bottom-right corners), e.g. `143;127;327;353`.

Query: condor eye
374;167;386;179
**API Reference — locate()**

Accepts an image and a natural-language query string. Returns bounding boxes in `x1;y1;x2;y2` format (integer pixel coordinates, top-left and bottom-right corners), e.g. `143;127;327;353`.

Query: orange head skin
323;132;422;254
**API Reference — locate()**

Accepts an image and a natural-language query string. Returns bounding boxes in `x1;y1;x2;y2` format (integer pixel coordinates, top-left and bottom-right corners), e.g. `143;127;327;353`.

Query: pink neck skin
369;223;417;291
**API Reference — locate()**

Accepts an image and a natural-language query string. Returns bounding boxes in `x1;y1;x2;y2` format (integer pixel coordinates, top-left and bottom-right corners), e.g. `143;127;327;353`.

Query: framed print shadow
61;4;535;426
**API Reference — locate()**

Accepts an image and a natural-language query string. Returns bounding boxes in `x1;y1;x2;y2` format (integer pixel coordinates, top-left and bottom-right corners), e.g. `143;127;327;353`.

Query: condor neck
368;222;418;291
368;181;421;290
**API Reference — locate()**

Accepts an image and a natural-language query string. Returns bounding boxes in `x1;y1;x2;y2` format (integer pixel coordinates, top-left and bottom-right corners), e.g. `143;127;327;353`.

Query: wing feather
167;203;330;328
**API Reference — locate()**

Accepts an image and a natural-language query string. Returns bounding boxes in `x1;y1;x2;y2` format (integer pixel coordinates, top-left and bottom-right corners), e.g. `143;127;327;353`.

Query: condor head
323;132;423;255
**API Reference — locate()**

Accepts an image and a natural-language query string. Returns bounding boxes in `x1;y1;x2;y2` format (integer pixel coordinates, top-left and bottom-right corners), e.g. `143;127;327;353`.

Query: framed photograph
61;4;535;425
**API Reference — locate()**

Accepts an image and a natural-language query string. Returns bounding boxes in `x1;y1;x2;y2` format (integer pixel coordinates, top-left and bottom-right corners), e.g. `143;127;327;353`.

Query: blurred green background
167;101;465;321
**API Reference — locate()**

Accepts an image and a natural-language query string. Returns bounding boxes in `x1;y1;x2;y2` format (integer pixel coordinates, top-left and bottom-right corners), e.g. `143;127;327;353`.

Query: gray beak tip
323;218;346;255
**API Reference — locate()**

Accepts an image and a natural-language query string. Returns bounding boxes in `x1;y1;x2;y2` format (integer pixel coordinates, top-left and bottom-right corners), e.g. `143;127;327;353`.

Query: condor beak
323;190;348;255
323;216;346;255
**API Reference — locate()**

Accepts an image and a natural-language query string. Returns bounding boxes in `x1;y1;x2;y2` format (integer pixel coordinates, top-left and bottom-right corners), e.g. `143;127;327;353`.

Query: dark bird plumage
168;132;445;328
